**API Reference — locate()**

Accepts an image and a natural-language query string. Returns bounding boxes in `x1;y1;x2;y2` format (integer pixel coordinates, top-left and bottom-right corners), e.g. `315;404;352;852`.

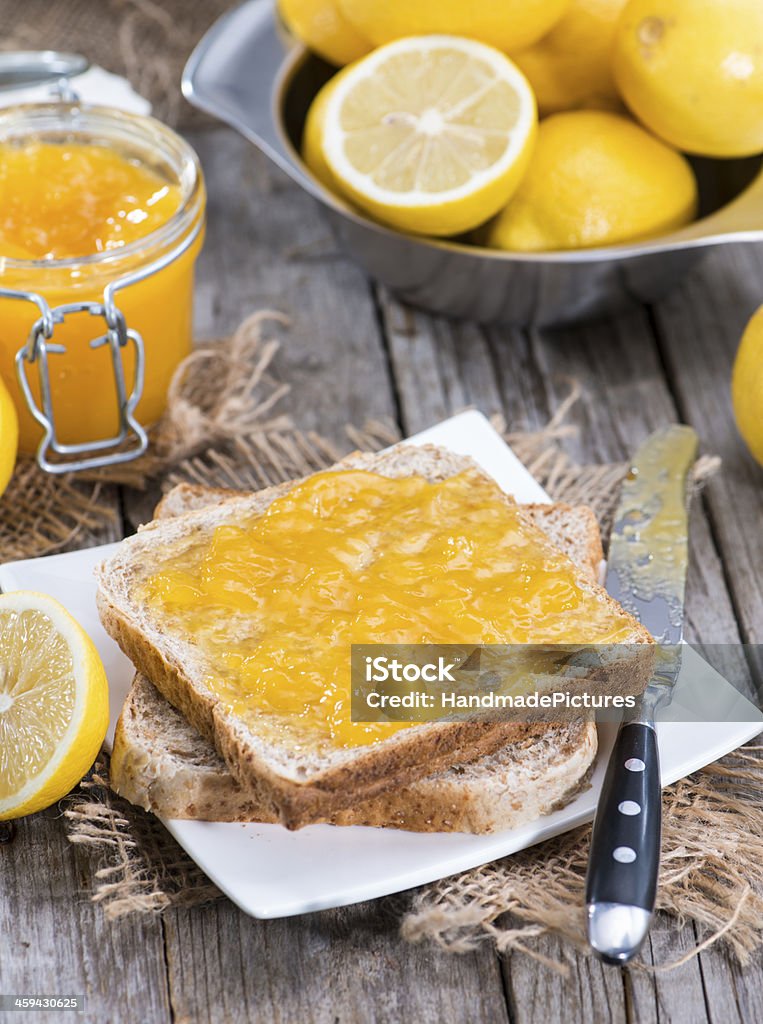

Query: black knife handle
585;722;661;959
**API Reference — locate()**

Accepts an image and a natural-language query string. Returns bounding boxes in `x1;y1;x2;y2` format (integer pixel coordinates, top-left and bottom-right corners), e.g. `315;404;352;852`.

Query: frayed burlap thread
0;461;117;561
65;761;220;919
163;417;402;495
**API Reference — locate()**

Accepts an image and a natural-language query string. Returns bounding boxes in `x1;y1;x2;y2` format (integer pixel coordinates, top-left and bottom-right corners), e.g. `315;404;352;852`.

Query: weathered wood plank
503;936;628;1024
626;916;714;1024
0;806;172;1024
650;244;763;652
162;897;510;1024
712;948;763;1024
191;129;397;448
688;939;747;1024
378;289;506;433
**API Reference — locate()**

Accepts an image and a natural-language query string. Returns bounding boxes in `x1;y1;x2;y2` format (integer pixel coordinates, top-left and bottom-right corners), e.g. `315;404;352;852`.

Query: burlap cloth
3;312;760;972
1;0;242;128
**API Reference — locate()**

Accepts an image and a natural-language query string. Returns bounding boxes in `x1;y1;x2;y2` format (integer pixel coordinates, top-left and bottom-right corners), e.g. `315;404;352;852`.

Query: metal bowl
183;0;763;326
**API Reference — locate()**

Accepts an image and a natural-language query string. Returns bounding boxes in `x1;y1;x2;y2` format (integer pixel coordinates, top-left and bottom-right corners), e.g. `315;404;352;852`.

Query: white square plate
2;411;760;918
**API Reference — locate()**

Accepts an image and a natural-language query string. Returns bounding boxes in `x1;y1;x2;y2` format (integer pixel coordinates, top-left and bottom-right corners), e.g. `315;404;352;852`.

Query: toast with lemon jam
96;444;653;829
111;486;602;832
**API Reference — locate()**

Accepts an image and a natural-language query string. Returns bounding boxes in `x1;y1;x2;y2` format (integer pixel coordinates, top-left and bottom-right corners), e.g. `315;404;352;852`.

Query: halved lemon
320;36;537;236
0;592;109;820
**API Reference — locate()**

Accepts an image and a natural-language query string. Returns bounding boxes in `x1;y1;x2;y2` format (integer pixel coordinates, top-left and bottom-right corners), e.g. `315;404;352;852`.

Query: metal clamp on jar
0;54;205;473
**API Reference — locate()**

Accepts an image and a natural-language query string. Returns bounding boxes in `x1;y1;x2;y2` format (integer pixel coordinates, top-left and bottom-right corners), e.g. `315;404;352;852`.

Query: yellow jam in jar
139;468;636;749
0;142;182;260
0;106;204;455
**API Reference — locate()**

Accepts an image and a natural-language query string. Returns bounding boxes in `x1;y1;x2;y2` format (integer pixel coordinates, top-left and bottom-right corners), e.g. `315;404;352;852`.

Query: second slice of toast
113;674;597;833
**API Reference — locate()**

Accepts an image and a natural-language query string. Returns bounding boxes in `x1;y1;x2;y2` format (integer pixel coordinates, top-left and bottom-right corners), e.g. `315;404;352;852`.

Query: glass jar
0;103;205;472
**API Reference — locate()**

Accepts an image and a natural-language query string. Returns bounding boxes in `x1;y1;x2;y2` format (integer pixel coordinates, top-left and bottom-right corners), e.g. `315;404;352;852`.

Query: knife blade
585;425;698;965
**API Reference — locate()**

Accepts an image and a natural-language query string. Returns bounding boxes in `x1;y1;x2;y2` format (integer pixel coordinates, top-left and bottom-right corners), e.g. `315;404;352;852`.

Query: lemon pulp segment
0;609;76;801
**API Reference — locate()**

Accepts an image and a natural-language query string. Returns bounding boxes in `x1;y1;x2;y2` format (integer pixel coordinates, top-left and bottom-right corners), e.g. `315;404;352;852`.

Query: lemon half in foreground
320;36;537;236
0;592;109;820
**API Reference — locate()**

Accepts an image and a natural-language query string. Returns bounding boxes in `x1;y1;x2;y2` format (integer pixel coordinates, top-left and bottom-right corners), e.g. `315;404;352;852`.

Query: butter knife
585;425;698;964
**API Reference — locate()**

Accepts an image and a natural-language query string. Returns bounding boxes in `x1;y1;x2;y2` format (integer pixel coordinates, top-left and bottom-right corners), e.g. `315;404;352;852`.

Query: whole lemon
732;305;763;465
486;110;697;252
0;374;18;498
279;0;371;66
337;0;570;53
612;0;763;157
512;0;628;116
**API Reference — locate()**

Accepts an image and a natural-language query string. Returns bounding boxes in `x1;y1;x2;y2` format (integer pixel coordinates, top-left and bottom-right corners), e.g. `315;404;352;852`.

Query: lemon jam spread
140;468;635;748
0;142;182;260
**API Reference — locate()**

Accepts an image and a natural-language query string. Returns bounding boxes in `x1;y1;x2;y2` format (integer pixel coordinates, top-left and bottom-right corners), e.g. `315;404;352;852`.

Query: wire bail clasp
15;294;148;474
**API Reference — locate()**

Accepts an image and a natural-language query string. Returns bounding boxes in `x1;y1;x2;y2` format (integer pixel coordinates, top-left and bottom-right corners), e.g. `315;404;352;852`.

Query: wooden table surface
2;125;763;1024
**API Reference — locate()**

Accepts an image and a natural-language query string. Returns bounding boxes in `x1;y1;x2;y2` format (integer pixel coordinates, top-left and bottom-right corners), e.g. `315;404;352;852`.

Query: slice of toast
112;674;597;833
111;488;601;832
96;444;653;829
